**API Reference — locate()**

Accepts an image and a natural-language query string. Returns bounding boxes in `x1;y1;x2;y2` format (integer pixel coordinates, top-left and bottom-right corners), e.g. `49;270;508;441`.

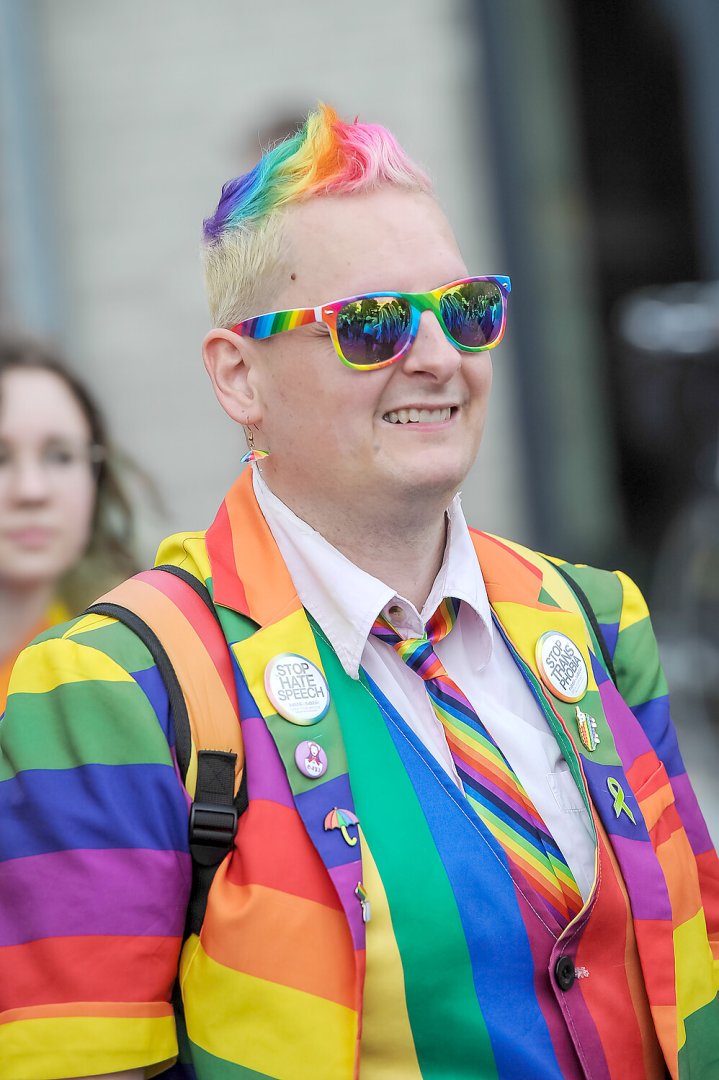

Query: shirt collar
252;467;494;678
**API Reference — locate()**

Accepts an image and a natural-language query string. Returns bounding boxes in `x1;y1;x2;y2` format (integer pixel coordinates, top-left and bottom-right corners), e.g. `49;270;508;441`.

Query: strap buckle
189;802;238;866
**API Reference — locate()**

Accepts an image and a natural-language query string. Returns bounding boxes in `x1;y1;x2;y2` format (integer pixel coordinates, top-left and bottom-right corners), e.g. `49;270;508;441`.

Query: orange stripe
0;1000;172;1024
105;577;242;776
508;850;570;918
222;470;301;626
202;882;356;1008
469;530;544;606
445;730;532;808
137;569;237;706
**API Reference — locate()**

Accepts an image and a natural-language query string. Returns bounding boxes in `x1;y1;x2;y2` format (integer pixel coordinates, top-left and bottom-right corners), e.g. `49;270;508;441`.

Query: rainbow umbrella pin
324;807;360;846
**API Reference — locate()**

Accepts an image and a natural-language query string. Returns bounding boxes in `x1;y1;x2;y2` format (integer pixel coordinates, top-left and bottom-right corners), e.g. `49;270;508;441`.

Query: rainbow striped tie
372;597;583;923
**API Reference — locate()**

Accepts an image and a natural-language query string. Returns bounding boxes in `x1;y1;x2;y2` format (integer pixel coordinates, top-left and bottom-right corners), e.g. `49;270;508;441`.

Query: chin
388;463;466;506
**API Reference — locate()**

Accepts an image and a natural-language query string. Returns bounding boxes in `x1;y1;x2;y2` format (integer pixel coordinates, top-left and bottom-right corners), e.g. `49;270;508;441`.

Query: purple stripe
598;680;650;767
609;833;673;920
456;757;542;832
668;771;715;855
0;847;191;945
241;713;294;809
511;877;588;1079
329;859;365;950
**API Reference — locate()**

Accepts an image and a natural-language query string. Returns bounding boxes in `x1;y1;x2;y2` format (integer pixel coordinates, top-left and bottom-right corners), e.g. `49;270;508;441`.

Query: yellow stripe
674;908;719;1049
360;835;422;1078
491;602;598;695
232;607;322;720
8;637;135;694
181;938;356;1078
155;530;212;585
475;806;570;909
64;611;117;637
0;1013;176;1080
616;570;650;633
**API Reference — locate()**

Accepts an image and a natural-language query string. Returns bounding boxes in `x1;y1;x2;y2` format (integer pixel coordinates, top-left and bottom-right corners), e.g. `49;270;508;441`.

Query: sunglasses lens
439;280;504;349
336;296;412;366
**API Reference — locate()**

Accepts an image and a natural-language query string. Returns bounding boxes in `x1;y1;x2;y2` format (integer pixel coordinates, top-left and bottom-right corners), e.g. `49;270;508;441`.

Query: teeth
384;407;452;424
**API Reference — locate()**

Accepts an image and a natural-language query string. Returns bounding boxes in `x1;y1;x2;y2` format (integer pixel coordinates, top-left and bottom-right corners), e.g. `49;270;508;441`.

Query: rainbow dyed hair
202;104;432;328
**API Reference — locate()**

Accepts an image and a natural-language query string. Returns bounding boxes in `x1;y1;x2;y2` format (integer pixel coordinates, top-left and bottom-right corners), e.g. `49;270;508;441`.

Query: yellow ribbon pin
607;777;636;824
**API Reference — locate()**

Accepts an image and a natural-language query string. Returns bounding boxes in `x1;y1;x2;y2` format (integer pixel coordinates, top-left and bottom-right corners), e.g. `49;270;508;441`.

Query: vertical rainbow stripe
373;598;583;923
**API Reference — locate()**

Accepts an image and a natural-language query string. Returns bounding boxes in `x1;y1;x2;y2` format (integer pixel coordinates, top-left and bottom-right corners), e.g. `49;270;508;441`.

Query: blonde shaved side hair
201;104;432;328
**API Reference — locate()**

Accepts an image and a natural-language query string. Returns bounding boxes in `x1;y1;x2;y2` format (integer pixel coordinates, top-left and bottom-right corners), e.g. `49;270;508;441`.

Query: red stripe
1;935;179;1009
206;500;250;616
229;800;343;910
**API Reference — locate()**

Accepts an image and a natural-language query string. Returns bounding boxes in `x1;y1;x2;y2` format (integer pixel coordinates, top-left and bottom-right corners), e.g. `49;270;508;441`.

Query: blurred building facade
0;0;528;553
1;0;717;835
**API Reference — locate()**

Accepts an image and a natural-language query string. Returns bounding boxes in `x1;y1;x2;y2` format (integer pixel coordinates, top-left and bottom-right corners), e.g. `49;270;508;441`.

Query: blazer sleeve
567;561;719;970
0;613;191;1079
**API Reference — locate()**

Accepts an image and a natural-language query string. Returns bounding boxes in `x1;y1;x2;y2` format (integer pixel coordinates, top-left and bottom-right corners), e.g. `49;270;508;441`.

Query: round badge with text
264;653;330;725
535;631;588;703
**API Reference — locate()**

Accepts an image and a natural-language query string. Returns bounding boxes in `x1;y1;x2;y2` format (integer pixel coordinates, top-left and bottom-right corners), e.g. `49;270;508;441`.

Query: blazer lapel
471;531;678;1038
204;470;367;958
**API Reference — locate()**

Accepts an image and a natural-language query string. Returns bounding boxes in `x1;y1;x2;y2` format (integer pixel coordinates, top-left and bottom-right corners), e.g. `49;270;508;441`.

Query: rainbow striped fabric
1;468;717;1079
371;598;583;923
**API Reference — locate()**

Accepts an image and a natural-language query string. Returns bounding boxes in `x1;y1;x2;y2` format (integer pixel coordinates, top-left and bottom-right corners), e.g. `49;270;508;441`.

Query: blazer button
554;956;575;991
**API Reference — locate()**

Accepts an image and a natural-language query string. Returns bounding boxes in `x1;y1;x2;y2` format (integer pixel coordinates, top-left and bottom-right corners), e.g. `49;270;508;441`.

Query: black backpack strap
86;566;246;935
549;561;618;687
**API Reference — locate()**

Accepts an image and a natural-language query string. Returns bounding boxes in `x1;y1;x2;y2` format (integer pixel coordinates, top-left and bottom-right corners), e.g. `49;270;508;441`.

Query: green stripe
0;681;172;779
465;794;554;867
677;994;719;1079
313;632;499;1079
614;618;668;706
187;1040;273;1079
66;617;157;671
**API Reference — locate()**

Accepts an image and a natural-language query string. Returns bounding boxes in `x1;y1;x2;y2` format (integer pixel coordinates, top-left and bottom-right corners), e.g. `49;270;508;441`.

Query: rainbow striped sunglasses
230;275;511;371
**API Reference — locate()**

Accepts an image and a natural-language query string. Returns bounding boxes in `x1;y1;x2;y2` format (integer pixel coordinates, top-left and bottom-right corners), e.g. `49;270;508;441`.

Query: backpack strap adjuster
189;802;239;866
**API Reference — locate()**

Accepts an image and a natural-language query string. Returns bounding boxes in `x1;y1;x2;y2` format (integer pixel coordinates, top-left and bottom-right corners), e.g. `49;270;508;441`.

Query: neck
0;581;55;663
261;470;450;609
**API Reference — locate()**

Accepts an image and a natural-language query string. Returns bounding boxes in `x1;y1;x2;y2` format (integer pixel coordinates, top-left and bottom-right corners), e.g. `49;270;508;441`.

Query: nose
7;455;52;503
401;309;461;381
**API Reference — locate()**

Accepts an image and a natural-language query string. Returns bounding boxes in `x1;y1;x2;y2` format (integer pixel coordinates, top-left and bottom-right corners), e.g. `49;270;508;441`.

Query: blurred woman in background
0;338;137;709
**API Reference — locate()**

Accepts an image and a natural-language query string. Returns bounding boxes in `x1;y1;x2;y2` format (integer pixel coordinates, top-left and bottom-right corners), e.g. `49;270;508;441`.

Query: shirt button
388;604;403;621
554;956;575;992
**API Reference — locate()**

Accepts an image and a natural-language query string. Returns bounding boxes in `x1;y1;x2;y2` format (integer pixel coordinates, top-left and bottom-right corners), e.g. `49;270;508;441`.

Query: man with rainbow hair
1;105;717;1080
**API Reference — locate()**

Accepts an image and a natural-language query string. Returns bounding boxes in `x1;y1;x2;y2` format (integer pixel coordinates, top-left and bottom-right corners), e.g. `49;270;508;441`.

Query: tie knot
370;598;461;679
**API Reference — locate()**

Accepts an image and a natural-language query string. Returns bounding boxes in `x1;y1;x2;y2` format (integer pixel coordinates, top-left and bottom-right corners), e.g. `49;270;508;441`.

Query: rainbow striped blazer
0;468;717;1080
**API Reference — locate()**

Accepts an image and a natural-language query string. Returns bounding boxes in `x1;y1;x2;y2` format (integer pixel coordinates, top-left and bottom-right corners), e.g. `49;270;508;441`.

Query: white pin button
535;631;588;703
264;653;330;725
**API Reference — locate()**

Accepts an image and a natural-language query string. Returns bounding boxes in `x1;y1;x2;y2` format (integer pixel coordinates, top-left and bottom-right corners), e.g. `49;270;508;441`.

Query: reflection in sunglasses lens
441;282;503;348
337;297;412;365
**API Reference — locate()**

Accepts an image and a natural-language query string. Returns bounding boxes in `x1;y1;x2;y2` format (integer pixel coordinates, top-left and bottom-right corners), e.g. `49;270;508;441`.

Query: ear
202;328;262;425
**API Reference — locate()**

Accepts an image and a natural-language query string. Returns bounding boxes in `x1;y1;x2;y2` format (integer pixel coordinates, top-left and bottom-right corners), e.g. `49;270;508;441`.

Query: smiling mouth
383;407;454;424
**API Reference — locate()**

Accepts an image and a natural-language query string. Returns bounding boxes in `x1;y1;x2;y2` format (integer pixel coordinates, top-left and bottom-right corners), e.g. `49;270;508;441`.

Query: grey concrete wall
3;0;528;559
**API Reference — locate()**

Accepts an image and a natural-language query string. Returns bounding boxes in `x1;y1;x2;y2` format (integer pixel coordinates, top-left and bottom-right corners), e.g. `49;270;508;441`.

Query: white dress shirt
252;468;596;900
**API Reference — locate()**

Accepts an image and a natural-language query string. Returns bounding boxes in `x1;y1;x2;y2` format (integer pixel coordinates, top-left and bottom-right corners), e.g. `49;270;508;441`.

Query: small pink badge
294;740;328;780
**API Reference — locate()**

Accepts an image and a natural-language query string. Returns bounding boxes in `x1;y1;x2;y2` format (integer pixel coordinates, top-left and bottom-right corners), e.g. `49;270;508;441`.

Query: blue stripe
428;682;478;723
457;771;567;863
0;762;189;860
131;665;174;744
362;672;562;1078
